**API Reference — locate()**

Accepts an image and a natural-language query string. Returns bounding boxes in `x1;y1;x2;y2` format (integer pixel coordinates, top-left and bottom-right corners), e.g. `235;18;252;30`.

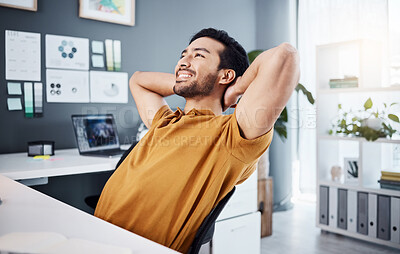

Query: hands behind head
223;77;242;112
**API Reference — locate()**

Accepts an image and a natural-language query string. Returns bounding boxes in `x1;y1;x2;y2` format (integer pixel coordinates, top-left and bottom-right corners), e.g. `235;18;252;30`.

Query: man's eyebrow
193;48;211;54
181;48;211;55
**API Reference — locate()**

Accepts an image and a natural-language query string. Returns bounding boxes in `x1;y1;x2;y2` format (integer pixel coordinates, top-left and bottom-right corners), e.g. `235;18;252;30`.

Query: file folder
347;190;357;233
319;186;329;225
377;195;391;240
391;197;400;244
329;187;338;228
368;193;377;238
338;189;347;230
357;192;368;235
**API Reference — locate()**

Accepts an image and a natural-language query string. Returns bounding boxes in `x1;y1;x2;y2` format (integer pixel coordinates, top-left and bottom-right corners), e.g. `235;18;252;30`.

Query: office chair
187;186;236;254
85;142;138;210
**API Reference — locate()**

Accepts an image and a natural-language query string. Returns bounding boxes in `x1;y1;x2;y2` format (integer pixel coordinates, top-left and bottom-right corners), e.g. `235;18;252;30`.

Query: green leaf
338;104;342;110
295;83;315;105
390;102;398;107
274;121;287;142
388;114;400;123
247;50;264;64
279;107;288;122
364;98;373;110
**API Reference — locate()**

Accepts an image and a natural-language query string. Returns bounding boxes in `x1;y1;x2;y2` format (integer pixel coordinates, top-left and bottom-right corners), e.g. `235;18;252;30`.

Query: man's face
173;37;225;98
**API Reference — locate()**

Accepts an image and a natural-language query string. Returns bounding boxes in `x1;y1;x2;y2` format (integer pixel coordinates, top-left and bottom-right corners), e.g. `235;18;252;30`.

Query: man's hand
130;72;175;128
223;77;242;112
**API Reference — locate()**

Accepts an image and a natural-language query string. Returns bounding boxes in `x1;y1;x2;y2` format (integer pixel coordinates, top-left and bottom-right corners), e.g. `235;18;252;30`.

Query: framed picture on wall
0;0;37;12
79;0;135;26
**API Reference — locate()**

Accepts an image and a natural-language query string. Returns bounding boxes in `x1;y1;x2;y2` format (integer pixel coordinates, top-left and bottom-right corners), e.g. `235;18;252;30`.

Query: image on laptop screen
72;115;120;153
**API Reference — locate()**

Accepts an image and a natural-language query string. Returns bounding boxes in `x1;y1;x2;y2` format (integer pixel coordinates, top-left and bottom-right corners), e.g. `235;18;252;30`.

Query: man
95;28;299;253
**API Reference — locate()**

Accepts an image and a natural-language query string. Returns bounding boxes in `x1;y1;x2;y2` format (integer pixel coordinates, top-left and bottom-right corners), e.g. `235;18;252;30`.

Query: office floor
261;200;399;254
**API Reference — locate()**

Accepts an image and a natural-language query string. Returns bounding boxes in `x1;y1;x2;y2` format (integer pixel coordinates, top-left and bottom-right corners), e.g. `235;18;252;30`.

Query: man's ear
219;69;236;86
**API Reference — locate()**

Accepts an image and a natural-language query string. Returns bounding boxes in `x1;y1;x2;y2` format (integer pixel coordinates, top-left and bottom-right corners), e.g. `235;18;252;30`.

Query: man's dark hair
190;28;249;85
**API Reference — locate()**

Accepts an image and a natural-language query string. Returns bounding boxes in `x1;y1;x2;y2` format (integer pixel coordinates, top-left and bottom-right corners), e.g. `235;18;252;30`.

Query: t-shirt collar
176;107;215;116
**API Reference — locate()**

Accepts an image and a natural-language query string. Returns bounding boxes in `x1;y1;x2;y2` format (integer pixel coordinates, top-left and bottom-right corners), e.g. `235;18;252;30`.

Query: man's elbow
278;42;298;55
129;71;142;89
278;43;300;77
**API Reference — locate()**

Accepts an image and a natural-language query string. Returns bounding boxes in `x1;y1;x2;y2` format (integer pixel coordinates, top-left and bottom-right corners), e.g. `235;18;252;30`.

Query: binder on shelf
368;194;377;238
319;186;329;225
357;192;368;235
329;187;338;228
377;195;391;241
338;189;347;230
391;197;400;244
347;190;357;233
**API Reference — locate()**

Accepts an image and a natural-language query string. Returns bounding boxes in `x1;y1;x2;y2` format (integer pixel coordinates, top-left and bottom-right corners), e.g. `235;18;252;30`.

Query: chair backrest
115;141;138;170
188;186;236;254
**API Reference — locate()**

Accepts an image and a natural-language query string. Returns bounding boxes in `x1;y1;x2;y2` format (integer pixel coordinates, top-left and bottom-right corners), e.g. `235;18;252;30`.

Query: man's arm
225;43;300;140
129;72;175;128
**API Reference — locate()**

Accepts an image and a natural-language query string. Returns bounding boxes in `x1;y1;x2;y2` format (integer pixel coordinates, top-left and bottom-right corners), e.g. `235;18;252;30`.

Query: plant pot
362;118;382;131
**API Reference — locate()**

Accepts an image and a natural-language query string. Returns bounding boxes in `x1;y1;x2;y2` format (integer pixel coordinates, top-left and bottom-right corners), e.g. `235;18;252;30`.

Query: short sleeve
150;105;172;128
225;109;273;164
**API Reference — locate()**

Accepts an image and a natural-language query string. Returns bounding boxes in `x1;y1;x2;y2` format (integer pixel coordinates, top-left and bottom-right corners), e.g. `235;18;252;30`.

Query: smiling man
94;28;299;253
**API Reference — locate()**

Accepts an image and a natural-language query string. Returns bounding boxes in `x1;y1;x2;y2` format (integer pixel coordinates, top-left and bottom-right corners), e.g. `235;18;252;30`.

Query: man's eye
180;55;185;59
195;53;204;58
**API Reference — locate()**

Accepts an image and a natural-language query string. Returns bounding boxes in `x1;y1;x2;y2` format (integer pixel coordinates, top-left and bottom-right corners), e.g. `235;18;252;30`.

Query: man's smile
176;69;195;82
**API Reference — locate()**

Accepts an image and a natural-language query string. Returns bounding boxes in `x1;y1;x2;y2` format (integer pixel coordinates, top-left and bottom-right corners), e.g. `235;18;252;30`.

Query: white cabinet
217;169;258;221
316;39;400;249
213;212;261;254
199;170;260;254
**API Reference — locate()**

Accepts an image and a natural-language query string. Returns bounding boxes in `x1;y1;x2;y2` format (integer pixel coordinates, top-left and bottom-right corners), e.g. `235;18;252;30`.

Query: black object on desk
27;141;55;156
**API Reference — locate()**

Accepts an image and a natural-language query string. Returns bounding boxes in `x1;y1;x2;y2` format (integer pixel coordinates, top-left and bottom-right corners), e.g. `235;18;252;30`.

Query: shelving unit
316;39;400;249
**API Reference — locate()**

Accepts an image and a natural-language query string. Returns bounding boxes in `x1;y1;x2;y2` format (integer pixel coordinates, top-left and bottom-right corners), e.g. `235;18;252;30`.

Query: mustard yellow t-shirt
95;105;273;253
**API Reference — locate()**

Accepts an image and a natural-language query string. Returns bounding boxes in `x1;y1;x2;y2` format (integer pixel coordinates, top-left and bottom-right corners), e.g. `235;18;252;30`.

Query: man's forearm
130;71;176;97
233;46;281;96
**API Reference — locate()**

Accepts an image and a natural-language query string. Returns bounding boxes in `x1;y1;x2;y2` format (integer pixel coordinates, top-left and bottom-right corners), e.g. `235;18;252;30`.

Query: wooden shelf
318;86;400;94
316;223;400;249
318;180;400;196
318;135;400;144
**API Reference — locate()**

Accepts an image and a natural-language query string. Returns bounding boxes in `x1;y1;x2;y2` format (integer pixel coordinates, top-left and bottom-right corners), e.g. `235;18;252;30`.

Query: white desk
0;149;120;180
0;174;178;253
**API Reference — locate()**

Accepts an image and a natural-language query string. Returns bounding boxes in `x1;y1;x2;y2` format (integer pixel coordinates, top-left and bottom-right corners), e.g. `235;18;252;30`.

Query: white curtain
297;0;388;193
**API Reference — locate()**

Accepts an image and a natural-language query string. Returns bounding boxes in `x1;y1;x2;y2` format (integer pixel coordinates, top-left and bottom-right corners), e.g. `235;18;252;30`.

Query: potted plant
329;97;400;141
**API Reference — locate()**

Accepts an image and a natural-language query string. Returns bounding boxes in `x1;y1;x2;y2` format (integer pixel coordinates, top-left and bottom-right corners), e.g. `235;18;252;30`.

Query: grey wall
0;0;257;154
256;0;297;211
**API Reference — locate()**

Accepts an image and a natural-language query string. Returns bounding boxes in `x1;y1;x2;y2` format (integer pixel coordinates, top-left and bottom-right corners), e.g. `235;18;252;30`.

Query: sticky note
7;98;22;111
92;41;104;54
24;82;34;118
7;82;22;95
113;40;121;71
34;82;43;115
105;39;114;71
92;55;105;68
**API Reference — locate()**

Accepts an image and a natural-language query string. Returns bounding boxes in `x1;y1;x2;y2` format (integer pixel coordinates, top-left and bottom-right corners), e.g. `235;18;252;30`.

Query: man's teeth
179;74;192;78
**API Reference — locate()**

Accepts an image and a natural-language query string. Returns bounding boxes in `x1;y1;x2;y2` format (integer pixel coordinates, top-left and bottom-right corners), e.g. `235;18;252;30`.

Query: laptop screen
71;114;120;152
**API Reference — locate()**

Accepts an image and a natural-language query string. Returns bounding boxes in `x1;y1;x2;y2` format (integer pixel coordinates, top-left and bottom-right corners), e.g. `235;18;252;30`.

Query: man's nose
178;57;191;68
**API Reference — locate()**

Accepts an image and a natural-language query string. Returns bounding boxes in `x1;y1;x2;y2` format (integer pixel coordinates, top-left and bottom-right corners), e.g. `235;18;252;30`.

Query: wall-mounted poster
79;0;135;26
5;30;41;81
46;69;90;103
45;34;89;70
0;0;37;12
89;71;128;103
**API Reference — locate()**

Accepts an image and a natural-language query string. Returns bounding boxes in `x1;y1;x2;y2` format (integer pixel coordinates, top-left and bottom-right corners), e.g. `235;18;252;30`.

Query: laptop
71;114;125;158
